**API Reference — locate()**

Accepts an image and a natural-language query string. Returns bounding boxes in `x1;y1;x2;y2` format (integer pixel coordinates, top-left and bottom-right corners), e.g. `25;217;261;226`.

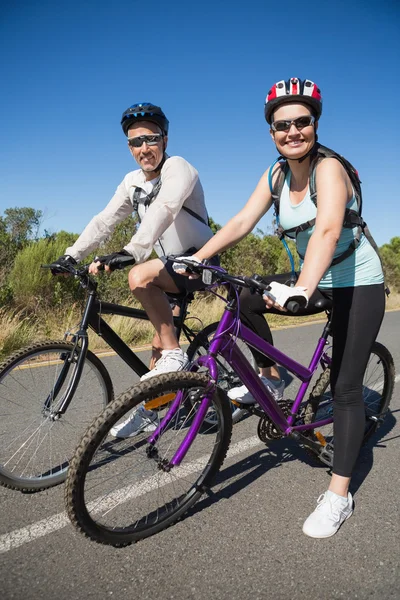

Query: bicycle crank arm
290;430;333;467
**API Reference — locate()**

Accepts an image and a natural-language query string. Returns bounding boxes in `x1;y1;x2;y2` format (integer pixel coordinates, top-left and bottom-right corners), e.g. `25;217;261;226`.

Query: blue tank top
279;171;384;288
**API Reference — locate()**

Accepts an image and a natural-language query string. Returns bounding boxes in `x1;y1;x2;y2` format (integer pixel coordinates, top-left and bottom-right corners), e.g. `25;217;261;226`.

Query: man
54;103;216;436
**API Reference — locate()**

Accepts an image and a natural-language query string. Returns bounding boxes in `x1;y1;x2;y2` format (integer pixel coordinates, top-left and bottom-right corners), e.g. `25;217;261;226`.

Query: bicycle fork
45;293;97;418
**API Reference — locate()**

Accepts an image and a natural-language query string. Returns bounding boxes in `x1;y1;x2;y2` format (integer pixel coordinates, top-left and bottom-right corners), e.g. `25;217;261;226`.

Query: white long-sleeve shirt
65;155;213;263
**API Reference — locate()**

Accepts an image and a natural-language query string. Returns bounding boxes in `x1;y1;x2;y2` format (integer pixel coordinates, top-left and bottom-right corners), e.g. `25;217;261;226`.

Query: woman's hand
263;281;308;312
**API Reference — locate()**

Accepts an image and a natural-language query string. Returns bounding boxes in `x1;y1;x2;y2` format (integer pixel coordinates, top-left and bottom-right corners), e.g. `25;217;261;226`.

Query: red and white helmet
264;78;322;124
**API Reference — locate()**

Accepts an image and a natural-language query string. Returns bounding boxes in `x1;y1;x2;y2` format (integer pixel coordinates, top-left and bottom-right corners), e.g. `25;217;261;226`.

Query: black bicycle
0;261;255;492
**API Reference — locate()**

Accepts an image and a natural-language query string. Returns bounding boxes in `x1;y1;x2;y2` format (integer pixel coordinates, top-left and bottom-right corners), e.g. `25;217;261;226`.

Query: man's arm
65;176;134;262
123;157;199;263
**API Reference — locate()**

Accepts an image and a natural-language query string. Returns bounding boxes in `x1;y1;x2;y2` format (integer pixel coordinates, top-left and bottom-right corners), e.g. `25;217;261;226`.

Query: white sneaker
110;405;157;438
302;490;354;538
140;348;189;382
227;375;285;404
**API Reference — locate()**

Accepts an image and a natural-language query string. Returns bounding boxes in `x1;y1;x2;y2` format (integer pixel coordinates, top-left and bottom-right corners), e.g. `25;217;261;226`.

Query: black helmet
121;103;169;136
264;78;322;125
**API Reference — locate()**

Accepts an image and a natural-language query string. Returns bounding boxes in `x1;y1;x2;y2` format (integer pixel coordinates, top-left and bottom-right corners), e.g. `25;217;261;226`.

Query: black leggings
239;275;386;477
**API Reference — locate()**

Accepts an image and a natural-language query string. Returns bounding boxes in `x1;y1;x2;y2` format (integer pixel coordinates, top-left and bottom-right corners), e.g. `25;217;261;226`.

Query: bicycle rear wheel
304;341;395;466
187;322;257;424
65;372;232;546
0;341;113;491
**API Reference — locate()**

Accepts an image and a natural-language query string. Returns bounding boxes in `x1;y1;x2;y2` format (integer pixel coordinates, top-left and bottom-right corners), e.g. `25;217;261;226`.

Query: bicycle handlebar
42;258;303;314
41;262;90;277
41;262;96;292
168;257;302;314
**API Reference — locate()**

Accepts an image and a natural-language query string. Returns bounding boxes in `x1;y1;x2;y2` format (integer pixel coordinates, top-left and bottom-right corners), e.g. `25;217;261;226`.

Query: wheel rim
70;381;227;539
0;345;110;486
306;345;390;456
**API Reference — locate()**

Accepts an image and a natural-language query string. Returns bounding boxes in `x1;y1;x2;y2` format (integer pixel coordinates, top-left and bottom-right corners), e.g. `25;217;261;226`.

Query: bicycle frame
48;287;197;416
149;300;333;466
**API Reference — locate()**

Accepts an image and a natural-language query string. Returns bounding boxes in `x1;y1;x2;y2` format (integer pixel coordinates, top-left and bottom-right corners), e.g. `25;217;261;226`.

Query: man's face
127;121;167;177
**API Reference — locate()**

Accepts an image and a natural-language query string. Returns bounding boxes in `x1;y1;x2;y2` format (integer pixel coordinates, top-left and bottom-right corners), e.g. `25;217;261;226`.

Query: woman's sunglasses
271;115;315;132
128;134;163;148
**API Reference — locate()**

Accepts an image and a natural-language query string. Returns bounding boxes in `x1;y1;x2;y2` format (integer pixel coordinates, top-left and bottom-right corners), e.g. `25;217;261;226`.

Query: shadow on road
183;407;398;522
350;407;398;496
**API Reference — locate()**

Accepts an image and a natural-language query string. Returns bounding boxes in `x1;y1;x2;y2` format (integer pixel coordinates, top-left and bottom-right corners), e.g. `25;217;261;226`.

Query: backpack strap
132;179;163;222
309;145;388;288
180;205;210;226
268;158;289;239
132;179;209;226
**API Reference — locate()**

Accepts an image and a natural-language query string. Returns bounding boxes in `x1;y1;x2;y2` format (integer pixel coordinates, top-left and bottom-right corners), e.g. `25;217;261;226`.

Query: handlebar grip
285;294;308;313
286;300;300;314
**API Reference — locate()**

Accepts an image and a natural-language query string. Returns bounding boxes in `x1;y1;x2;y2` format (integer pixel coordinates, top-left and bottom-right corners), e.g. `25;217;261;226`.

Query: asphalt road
1;311;399;600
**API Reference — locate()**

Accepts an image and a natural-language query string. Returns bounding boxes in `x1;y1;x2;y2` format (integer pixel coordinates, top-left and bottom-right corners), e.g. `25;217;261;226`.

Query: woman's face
270;103;317;160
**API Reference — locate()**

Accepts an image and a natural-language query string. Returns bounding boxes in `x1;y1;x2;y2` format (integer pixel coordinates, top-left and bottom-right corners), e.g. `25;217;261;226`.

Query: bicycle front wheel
0;341;113;491
304;341;395;466
187;322;257;424
65;372;233;546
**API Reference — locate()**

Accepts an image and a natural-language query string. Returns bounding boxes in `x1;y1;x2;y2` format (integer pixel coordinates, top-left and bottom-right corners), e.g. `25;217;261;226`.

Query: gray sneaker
227;375;285;404
110;405;157;439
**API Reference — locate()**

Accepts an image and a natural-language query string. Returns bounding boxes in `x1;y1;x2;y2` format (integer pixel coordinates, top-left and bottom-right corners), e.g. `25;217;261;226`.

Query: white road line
0;436;263;554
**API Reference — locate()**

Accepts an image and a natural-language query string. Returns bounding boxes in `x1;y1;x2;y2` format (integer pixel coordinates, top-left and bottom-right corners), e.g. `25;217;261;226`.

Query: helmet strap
297;139;318;163
143;152;167;176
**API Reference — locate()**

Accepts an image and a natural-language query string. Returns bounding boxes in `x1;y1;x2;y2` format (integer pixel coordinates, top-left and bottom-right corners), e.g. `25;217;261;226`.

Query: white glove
172;255;201;279
263;281;308;310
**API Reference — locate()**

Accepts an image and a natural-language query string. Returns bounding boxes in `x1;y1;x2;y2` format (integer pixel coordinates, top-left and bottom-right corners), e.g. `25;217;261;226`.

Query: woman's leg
238;286;279;378
302;283;385;538
329;284;386;493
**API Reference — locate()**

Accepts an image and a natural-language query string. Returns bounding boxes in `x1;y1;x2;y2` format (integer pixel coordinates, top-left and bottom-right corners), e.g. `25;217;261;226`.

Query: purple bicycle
65;259;395;546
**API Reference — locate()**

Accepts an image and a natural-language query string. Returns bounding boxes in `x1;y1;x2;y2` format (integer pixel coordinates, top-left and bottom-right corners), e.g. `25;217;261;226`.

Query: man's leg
110;260;187;439
128;258;182;355
149;304;181;369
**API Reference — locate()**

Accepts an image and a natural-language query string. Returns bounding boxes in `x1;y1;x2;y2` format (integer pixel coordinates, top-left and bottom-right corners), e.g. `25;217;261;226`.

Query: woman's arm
194;167;276;261
296;158;352;296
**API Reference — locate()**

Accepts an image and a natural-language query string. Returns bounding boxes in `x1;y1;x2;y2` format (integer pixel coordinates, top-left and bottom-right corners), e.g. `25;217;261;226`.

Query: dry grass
1;290;399;360
387;290;400;311
0;309;34;359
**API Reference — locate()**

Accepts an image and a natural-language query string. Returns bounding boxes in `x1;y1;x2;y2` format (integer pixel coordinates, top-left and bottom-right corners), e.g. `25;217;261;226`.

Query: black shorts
160;248;220;296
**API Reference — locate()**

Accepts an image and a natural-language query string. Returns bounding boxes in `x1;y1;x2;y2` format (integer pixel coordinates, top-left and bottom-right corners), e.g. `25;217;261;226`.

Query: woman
177;78;385;538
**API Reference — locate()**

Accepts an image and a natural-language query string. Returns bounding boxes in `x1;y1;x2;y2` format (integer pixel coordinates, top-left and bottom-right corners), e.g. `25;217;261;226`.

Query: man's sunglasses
271;115;315;132
127;134;163;148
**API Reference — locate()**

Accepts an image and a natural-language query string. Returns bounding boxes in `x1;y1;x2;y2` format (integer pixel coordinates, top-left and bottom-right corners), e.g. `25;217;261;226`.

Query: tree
3;207;43;248
380;237;400;292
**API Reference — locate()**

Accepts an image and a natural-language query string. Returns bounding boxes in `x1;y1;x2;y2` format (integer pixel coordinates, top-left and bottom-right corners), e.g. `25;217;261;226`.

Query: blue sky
1;0;399;247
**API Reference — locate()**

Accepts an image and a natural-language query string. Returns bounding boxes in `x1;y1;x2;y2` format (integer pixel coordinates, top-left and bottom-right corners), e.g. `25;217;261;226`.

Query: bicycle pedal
319;446;333;467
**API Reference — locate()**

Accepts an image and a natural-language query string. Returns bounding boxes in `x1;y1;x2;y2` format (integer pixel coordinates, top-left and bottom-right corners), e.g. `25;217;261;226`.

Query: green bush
9;234;81;311
380;237;400;292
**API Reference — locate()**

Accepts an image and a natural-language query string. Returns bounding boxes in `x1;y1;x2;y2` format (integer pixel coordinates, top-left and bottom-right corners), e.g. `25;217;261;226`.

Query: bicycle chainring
257;400;293;444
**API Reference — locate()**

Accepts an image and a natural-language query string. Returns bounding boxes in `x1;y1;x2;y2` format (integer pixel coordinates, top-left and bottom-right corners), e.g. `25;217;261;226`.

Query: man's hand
172;256;202;279
263;281;308;312
50;255;77;276
89;250;135;275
